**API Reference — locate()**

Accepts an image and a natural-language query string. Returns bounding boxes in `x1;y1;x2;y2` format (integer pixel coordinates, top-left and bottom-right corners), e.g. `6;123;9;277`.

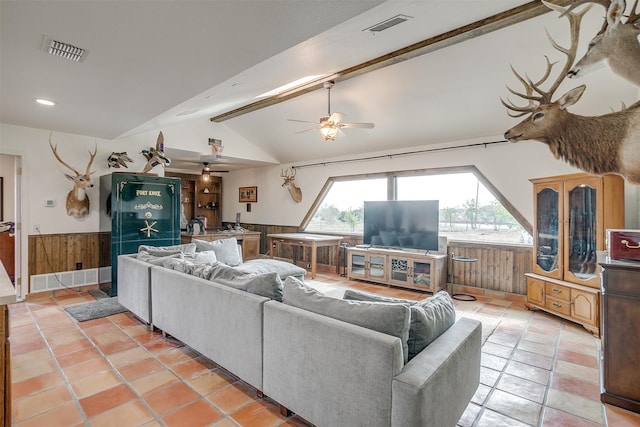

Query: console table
182;230;261;261
267;233;343;279
347;246;447;294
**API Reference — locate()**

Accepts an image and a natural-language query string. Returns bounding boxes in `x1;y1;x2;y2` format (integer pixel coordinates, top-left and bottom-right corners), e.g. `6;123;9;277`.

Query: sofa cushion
343;289;456;360
283;277;411;362
207;262;283;301
236;258;306;280
193;238;242;266
138;243;196;257
162;257;194;273
185;250;218;265
136;252;184;265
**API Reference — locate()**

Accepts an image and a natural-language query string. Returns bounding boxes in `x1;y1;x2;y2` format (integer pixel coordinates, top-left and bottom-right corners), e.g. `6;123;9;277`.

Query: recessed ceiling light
256;75;326;98
35;98;55;106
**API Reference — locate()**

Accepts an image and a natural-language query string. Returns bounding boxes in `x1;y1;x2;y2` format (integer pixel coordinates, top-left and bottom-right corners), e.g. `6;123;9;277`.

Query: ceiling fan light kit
320;123;339;141
201;162;211;182
288;80;374;141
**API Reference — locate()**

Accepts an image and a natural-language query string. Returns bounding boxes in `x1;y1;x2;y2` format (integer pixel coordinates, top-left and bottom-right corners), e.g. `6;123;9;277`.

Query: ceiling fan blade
211;170;229;173
295;127;319;134
339;122;375;129
288;119;319;124
328;112;344;124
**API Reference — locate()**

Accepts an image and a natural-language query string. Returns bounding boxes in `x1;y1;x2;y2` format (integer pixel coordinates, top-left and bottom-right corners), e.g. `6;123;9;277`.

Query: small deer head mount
49;133;97;219
281;167;302;203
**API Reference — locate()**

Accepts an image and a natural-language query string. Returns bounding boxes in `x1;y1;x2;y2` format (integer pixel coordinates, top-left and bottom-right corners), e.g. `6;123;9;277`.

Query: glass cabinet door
566;183;598;282
350;254;366;278
535;186;561;276
411;260;432;286
369;255;387;280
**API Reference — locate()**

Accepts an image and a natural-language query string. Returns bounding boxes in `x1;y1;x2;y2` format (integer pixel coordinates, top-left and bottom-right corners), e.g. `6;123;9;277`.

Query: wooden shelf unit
167;172;222;230
347;247;447;294
526;173;625;335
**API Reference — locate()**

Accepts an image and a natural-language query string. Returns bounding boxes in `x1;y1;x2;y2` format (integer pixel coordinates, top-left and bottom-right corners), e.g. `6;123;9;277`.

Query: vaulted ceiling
1;1;637;172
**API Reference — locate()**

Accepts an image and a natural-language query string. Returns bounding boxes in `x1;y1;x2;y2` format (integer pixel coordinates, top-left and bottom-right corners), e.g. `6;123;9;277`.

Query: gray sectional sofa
116;240;481;427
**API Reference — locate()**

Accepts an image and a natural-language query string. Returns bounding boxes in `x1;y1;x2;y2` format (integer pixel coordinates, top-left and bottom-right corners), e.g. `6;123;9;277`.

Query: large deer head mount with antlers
281;167;302;203
502;1;640;184
49;134;98;219
564;0;640;86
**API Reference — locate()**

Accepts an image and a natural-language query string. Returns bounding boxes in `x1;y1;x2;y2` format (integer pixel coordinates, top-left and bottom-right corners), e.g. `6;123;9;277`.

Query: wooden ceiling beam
210;0;571;123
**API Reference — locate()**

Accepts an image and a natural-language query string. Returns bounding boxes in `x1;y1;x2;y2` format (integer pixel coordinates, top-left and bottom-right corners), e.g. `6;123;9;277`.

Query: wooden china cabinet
525;173;624;336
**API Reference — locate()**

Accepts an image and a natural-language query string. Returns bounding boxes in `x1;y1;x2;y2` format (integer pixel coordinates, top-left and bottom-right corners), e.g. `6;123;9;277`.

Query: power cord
35;226;81;294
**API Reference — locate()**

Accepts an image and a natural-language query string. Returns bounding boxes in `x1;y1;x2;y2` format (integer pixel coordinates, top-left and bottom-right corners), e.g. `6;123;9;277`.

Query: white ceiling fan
288;81;374;141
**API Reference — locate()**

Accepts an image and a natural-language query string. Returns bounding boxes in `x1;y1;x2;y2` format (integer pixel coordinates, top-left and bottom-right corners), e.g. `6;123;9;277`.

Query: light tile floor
8;272;640;427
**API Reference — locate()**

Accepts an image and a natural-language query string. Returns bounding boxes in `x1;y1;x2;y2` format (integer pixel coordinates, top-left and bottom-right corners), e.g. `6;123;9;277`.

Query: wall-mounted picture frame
239;186;257;203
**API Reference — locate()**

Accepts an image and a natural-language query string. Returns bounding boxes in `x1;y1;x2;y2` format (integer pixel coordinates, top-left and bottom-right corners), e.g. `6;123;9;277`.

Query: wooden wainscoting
447;241;532;295
231;224;361;270
27;227;531;296
28;232;108;275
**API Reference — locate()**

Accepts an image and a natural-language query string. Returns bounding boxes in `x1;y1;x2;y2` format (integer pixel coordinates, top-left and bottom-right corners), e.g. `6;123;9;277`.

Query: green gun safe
100;172;180;296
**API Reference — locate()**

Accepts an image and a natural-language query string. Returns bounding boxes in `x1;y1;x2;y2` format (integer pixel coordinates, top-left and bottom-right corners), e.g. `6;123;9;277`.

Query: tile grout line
69;309;172;426
471;304;537;427
15;295;93;426
536;316;564;427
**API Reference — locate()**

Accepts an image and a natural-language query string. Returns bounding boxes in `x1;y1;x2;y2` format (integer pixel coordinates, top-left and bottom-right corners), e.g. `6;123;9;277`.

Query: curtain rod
291;139;508;170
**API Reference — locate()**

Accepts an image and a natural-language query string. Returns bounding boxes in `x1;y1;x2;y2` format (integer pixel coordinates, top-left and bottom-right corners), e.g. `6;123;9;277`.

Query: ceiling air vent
363;14;413;33
42;36;89;62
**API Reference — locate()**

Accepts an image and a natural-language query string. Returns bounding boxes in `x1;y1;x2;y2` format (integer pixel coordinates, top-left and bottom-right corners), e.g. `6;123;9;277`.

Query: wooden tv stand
346;247;447;294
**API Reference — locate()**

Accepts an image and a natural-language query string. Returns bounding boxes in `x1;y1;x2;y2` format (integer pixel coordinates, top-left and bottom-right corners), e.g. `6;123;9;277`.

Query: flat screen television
363;200;439;251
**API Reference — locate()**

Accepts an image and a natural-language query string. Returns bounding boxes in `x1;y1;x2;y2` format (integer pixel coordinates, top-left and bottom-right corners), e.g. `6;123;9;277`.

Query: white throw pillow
186;250;218;265
193;238;242;266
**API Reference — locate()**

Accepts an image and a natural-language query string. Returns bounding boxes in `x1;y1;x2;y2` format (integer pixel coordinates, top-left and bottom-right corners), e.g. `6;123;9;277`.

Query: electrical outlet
33;224;40;233
75;262;82;270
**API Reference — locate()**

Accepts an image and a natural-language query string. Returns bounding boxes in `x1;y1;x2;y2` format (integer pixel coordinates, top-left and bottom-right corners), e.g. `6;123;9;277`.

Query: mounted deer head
281;167;303;203
502;1;640;184
49;133;98;219
564;0;640;85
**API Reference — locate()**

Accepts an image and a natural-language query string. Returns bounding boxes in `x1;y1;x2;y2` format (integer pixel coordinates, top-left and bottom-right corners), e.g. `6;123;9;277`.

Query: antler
561;0;610;32
562;0;640;33
49;133;80;175
627;0;640;24
501;57;555;117
49;133;97;176
281;167;296;179
502;2;590;115
85;144;97;176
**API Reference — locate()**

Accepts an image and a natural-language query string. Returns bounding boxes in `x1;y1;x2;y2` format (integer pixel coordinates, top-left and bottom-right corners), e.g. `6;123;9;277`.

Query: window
306;178;386;233
304;167;532;245
396;173;531;244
